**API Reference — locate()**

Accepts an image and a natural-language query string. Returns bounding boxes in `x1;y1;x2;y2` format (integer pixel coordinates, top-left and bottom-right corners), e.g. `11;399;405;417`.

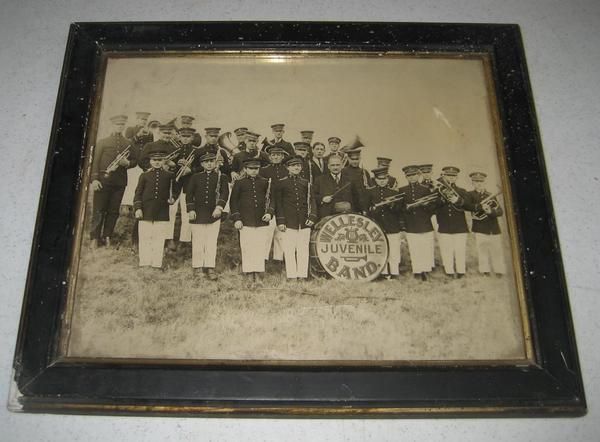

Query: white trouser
190;220;221;268
381;232;401;275
438;232;468;275
265;217;285;261
405;231;434;274
239;226;269;273
138;221;168;268
281;227;311;278
475;233;506;274
163;193;191;242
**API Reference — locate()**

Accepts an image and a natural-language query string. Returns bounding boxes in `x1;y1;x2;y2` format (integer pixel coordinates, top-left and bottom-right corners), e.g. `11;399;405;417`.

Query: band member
230;158;275;280
260;146;289;263
167;126;200;245
418;164;435;191
275;155;317;280
139;123;176;171
133;148;179;268
313;155;361;219
179;115;203;146
231;131;270;179
324;136;343;162
89;114;137;247
376;157;399;190
300;130;315;156
309;142;327;179
185;152;229;280
265;123;294;157
341;148;371;210
399;165;436;281
234;127;248;152
125;111;151;139
366;167;404;279
435;166;474;278
197;127;231;177
468;172;506;276
293;141;312;182
147;120;161;142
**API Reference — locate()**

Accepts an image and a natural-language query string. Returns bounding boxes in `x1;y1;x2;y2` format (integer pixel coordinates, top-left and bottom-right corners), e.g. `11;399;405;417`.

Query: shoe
391;274;401;280
456;273;465;279
206;268;218;281
104;237;111;247
482;272;491;277
194;267;204;277
167;239;177;251
421;272;428;281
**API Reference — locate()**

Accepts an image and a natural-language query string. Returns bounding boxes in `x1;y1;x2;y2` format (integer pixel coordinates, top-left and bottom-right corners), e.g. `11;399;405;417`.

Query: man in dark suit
467;171;506;276
313;155;361;219
309;142;327;180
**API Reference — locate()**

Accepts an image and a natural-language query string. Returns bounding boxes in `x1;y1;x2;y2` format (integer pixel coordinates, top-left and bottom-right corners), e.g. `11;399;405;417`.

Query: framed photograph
10;22;585;416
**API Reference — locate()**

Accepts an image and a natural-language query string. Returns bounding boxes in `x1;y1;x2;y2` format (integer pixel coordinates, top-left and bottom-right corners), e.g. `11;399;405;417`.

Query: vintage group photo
61;53;532;363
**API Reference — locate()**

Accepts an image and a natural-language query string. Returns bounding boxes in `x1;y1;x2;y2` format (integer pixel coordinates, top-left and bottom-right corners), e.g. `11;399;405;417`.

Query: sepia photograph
60;52;533;364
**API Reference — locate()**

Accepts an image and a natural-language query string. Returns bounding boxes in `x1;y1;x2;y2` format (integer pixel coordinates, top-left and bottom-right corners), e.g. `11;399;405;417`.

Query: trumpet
104;145;131;177
472;191;502;220
405;192;439;210
174;148;197;182
169;137;183;149
370;192;405;211
436;178;462;206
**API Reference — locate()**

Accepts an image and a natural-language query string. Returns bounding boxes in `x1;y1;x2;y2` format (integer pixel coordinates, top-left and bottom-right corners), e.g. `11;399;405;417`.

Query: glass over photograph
60;52;533;364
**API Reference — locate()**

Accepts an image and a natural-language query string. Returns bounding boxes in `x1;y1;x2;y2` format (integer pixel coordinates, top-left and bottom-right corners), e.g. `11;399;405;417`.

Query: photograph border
11;21;585;417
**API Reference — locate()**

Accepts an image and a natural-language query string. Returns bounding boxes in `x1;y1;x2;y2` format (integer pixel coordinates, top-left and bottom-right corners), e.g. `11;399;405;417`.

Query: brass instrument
164;146;183;161
265;178;272;213
370;192;405;211
169;137;183;149
340;136;364;167
174;148;197;182
436;177;462;206
104;144;132;177
261;136;275;152
472;191;502;221
405;193;439;210
218;132;240;157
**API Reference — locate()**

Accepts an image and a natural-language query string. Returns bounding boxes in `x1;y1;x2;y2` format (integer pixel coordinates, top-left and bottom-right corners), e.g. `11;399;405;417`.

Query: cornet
104;145;131;177
472;191;502;221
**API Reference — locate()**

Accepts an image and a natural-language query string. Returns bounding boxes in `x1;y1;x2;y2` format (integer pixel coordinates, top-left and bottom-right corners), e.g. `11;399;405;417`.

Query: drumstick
326;182;351;199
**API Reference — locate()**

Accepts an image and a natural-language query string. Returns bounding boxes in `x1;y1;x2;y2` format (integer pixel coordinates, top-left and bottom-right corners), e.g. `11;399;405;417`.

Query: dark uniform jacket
196;143;231;178
191;132;203;147
260;163;288;181
91;133;138;187
229;176;275;227
185;170;230;224
399;182;436;233
268;138;294;157
435;181;475;234
365;186;405;234
125;125;143;140
274;175;317;229
468;190;503;235
133;167;178;221
232;150;270;173
138;140;176;172
387;175;400;191
313;173;362;219
172;143;201;192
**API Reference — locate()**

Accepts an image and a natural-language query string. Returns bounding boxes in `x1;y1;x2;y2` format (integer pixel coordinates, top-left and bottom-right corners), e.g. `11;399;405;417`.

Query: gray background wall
1;1;598;440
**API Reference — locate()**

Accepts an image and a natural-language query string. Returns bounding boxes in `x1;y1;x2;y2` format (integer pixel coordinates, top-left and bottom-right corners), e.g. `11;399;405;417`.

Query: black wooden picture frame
10;21;585;417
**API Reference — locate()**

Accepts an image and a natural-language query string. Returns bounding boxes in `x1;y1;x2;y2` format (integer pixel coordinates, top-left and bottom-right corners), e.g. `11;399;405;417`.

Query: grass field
65;208;528;362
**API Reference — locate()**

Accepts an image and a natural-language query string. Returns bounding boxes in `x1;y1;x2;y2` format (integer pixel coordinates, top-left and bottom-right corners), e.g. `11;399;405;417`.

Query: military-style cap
270;123;285;131
346;148;362;160
284;155;304;167
442;166;460;176
328;137;341;144
377;157;393;168
419;164;433;173
180;115;195;124
146;144;167;159
300;130;314;138
402;165;420;176
110;114;128;124
135;111;151;119
198;152;217;162
148;120;160;128
204;127;221;136
165;118;178;128
371;167;389;179
293;141;310;152
268;146;287;156
234;127;248;136
243;158;262;168
178;127;196;136
245;131;260;142
469;171;487;181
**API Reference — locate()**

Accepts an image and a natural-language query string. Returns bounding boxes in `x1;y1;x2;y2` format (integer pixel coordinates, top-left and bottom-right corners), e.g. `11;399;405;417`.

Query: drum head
311;213;389;282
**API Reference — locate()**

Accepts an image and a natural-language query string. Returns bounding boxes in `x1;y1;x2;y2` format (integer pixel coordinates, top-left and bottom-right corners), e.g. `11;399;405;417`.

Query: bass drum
309;213;389;282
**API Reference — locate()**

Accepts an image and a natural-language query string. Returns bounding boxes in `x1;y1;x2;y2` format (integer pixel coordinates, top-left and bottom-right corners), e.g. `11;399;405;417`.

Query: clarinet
265;178;272;214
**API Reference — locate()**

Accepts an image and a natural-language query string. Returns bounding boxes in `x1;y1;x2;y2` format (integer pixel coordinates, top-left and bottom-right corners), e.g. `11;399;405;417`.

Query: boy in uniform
260;146;288;264
133;147;179;268
185;152;230;280
275;155;317;280
366;167;404;279
229;158;275;281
